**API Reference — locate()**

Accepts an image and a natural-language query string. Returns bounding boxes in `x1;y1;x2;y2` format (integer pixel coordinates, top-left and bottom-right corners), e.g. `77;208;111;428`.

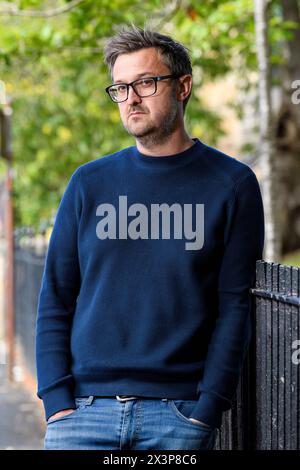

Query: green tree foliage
0;0;297;228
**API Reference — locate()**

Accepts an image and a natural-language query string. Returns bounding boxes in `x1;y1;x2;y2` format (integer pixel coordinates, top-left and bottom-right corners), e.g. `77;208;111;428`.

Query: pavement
0;365;45;450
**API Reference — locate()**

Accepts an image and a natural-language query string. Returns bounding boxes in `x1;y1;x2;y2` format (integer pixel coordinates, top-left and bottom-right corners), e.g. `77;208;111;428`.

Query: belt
116;395;141;402
94;395;167;402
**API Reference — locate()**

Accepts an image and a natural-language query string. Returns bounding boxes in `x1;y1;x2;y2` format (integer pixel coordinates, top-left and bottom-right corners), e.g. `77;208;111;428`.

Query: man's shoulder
201;141;257;189
76;145;133;176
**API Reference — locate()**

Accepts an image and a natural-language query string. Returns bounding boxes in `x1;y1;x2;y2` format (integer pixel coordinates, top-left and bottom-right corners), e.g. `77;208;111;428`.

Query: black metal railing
215;259;300;449
253;260;300;450
14;244;46;379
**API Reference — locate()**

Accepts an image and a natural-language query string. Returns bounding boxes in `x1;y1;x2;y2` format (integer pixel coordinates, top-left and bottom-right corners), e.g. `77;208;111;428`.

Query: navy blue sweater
35;138;265;428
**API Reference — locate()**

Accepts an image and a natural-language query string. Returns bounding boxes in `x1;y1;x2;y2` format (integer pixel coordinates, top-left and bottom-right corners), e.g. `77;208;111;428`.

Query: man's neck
135;131;195;157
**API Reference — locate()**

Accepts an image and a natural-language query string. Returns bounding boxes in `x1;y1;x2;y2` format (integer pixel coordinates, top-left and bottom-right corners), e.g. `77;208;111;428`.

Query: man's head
103;24;193;147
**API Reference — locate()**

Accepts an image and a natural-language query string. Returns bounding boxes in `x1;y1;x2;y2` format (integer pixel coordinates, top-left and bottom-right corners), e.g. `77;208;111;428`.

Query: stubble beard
124;97;180;150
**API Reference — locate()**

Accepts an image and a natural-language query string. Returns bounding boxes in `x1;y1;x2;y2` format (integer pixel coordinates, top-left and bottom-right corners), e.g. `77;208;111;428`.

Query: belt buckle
116;395;139;402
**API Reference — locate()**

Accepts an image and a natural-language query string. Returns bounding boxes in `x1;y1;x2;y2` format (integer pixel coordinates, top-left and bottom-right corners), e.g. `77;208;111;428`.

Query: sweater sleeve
188;170;265;428
35;167;82;421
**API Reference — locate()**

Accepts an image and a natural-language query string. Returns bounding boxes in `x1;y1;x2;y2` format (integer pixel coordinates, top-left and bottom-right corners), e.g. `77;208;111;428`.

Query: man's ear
176;75;193;104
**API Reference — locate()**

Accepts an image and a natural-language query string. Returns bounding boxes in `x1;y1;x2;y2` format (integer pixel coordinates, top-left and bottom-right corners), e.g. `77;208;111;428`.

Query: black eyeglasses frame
105;74;181;102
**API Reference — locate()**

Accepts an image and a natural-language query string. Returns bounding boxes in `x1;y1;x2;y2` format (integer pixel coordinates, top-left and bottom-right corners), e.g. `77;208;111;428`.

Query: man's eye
139;79;153;86
117;85;127;92
134;79;153;88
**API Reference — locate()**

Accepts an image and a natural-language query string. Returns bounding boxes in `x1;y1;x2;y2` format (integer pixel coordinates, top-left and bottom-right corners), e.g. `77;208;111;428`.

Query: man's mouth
129;112;145;117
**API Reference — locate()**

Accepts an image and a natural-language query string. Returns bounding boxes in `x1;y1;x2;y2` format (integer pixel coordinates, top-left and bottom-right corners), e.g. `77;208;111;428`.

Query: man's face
112;47;182;146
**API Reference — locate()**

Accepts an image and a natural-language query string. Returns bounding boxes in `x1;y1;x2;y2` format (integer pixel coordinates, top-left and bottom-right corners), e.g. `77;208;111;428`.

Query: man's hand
47;408;76;423
188;417;211;428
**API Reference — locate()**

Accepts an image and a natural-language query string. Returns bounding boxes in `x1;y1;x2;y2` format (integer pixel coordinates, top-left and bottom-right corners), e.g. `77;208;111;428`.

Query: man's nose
127;85;142;105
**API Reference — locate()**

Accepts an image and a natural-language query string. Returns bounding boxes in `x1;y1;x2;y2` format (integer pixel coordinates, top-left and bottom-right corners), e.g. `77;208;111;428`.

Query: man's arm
35;168;82;422
188;169;265;428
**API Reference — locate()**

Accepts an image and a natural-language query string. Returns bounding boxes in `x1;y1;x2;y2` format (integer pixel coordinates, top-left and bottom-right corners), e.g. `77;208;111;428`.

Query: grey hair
103;23;193;113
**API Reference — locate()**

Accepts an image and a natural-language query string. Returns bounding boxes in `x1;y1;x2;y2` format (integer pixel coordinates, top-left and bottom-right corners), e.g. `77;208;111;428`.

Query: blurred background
0;0;299;450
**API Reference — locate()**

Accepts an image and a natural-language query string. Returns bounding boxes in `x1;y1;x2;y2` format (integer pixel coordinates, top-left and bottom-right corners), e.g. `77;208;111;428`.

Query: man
36;24;265;450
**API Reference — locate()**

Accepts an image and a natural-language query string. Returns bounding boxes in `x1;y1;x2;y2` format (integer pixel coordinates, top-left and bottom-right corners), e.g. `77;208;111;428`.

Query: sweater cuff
41;383;76;421
188;392;230;429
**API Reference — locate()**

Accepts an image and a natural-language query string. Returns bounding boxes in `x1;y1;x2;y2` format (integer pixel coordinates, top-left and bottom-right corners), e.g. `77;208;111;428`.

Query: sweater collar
130;138;205;169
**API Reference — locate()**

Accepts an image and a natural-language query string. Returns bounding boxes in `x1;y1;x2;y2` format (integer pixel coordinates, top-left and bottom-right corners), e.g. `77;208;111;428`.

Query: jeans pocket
46;396;92;425
169;399;213;431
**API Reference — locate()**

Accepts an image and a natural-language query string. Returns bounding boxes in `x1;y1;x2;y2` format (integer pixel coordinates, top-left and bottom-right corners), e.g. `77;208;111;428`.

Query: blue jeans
44;396;218;450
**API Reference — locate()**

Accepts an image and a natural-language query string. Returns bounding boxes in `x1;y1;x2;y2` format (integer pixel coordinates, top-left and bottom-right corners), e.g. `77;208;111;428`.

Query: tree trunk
274;0;300;255
254;0;281;261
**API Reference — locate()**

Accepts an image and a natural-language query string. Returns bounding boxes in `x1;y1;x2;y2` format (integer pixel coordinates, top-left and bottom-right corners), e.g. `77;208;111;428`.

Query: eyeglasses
105;74;181;103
